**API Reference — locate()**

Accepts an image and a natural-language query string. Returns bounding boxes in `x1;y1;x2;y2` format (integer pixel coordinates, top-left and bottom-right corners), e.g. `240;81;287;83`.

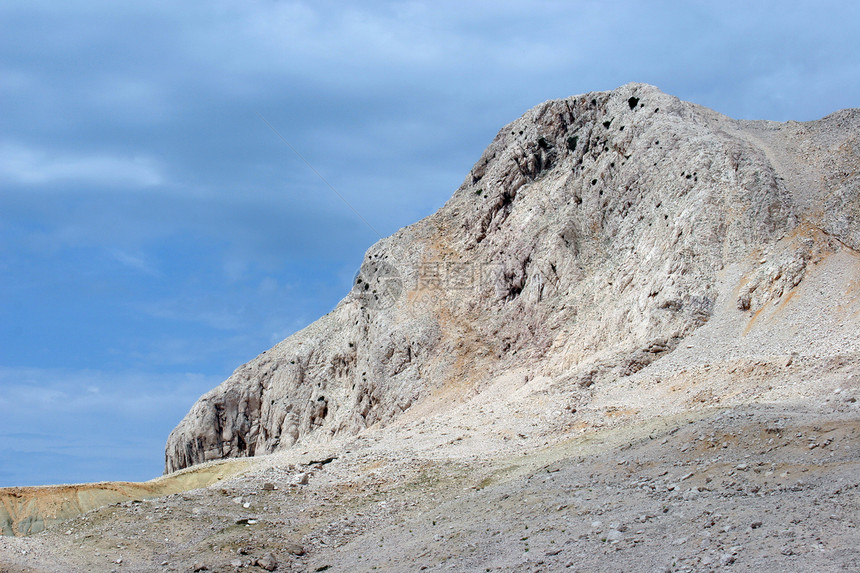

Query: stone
256;553;278;571
605;530;623;543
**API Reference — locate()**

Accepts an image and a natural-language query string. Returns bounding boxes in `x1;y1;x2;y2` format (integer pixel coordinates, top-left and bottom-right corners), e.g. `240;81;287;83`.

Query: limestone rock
165;83;859;473
255;553;278;571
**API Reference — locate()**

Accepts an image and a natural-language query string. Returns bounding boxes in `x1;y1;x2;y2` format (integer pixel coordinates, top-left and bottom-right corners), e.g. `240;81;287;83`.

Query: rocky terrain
1;83;858;572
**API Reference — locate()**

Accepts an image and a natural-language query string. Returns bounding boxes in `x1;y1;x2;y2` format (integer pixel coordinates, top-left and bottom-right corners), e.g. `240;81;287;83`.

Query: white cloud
0;366;221;485
108;248;161;276
0;366;217;417
0;141;164;187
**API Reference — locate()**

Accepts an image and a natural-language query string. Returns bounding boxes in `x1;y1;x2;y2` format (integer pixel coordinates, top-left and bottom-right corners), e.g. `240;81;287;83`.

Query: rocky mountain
3;83;858;573
165;82;859;473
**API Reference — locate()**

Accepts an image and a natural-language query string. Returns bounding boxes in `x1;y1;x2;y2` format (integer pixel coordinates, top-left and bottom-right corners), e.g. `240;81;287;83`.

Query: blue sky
1;0;858;487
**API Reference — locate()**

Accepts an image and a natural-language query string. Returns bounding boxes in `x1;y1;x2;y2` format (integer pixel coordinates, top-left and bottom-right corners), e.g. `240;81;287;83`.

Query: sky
1;0;858;487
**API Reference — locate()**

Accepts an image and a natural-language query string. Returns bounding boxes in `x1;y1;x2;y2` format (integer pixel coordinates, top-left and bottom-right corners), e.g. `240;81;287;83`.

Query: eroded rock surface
165;83;859;473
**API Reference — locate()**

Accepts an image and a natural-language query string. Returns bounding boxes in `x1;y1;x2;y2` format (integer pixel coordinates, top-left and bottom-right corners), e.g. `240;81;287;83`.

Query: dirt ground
1;391;857;572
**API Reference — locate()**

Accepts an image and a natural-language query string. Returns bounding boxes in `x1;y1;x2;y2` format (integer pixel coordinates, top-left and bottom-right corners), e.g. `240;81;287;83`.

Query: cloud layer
0;367;220;485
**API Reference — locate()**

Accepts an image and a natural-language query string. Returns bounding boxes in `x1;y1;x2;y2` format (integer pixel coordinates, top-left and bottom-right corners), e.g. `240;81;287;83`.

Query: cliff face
165;83;859;473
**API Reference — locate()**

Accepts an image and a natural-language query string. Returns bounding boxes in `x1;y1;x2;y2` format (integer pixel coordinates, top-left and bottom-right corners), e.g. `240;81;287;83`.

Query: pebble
285;543;305;556
256;553;278;571
606;530;624;543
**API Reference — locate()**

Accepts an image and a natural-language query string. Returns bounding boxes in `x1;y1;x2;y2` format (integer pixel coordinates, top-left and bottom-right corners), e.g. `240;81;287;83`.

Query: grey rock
256;553;278;571
164;83;860;473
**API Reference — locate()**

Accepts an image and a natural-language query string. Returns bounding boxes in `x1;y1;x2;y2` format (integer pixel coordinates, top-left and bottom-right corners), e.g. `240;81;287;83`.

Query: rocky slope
165;82;859;473
2;83;859;573
3;397;858;571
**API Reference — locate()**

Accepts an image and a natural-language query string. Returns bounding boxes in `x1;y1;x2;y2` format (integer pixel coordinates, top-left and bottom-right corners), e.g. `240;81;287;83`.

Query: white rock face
164;83;859;473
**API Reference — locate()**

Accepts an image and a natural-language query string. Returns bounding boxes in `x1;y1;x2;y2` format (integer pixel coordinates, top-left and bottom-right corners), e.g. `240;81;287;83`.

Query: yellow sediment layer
0;458;251;536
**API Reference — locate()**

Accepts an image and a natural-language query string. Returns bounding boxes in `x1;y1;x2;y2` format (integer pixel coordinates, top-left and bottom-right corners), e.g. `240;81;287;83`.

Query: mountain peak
165;86;860;473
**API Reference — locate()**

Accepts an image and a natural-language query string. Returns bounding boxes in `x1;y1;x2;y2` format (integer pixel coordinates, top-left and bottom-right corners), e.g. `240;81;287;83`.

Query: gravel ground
1;394;858;572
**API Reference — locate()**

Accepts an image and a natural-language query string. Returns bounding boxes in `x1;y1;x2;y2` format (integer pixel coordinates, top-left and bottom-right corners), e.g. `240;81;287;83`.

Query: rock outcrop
165;83;859;473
